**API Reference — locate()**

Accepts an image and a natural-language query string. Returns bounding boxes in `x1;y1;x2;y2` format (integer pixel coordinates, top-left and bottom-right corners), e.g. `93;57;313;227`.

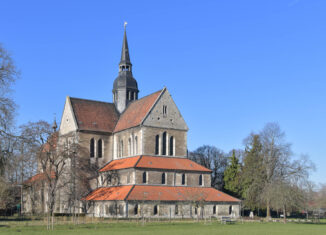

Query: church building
26;26;241;218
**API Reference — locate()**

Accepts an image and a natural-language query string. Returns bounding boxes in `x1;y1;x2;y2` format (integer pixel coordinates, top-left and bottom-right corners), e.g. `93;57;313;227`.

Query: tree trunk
266;201;271;219
283;205;286;224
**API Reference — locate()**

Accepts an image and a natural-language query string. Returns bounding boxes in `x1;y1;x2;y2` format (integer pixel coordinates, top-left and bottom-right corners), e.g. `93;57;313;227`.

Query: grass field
1;219;326;235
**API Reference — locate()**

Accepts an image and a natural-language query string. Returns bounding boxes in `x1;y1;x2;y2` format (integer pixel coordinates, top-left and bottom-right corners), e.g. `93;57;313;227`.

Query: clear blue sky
1;0;325;184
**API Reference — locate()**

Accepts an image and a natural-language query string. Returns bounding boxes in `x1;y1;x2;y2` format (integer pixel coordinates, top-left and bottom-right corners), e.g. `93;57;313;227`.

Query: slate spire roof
119;26;131;66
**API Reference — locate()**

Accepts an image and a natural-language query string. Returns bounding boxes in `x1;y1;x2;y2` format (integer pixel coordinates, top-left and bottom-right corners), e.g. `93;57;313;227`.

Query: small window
175;205;178;215
229;206;232;215
154;205;158;215
134;204;138;215
90;138;94;158
163;105;167;117
169;136;174;156
97;139;102;158
161;173;166;184
181;173;186;185
162;132;167;155
194;207;197;215
199;175;203;186
142;171;147;183
213;205;216;214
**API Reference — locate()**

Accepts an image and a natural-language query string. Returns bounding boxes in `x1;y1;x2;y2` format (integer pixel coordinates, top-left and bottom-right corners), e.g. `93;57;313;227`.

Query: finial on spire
52;114;57;132
124;21;128;30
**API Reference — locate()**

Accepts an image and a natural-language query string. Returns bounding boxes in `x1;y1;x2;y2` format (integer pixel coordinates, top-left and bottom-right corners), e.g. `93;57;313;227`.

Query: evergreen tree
223;150;241;197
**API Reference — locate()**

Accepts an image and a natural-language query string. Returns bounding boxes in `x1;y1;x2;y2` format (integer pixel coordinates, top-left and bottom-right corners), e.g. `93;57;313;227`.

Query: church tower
112;24;139;113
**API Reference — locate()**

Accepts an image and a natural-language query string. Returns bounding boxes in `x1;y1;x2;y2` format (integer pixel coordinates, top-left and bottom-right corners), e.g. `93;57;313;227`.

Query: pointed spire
52;115;57;132
120;22;131;66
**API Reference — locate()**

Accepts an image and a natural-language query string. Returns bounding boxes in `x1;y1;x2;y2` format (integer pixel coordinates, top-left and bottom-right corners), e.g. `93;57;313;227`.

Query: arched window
181;173;186;185
175;205;178;215
134;204;138;215
155;135;159;155
142;171;147;183
97;139;102;158
169;136;174;156
128;138;131;156
120;140;123;158
134;136;138;155
229;205;232;215
153;205;158;215
161;173;166;184
199;175;203;186
90;138;94;158
194;207;197;215
162;132;167;155
213;205;216;215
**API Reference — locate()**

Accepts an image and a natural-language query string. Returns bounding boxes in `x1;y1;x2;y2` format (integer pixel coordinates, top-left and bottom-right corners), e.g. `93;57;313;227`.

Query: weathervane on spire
124;21;128;30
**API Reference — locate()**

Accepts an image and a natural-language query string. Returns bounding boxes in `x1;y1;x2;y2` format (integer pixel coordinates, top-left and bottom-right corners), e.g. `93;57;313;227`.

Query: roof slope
84;185;240;202
99;156;141;172
83;186;133;201
114;90;162;132
99;156;211;172
70;98;119;133
127;185;240;202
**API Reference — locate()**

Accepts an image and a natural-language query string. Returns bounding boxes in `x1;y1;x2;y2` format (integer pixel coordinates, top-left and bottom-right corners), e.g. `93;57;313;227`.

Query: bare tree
189;145;227;189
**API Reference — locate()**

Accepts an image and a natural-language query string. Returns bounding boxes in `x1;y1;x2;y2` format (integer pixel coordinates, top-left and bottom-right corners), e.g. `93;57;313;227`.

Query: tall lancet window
97;139;103;158
119;140;123;158
134;136;138;155
169;136;174;156
162;132;167;155
90;138;94;158
155;135;159;155
128;138;131;156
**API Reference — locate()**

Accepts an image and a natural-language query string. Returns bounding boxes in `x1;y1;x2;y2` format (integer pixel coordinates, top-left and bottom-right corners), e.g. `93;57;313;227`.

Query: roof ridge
70;97;115;105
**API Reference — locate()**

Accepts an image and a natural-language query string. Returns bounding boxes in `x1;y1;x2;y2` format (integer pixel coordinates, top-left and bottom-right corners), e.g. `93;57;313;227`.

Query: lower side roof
83;185;240;202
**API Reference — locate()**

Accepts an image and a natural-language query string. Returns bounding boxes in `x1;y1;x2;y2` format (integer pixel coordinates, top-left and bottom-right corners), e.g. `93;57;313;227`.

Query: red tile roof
84;185;240;202
83;186;133;201
24;172;55;184
70;98;119;133
114;90;162;132
99;156;211;173
128;186;240;202
99;156;141;172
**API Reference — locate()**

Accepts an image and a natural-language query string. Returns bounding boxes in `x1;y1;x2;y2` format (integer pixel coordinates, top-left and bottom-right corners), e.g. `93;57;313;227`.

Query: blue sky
1;0;326;184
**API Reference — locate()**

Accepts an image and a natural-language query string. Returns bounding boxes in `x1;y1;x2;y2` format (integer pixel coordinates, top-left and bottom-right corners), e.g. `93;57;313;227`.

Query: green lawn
0;220;325;235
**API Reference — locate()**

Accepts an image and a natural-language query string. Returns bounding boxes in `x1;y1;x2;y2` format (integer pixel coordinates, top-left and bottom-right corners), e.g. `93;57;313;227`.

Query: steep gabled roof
83;185;240;202
99;156;211;173
70;98;119;133
114;90;162;132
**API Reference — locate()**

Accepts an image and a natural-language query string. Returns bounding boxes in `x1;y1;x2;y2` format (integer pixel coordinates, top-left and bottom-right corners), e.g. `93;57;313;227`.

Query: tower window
90;138;94;158
169;136;174;156
181;173;186;185
199;174;203;186
163;105;167;117
161;173;166;184
142;171;147;183
162;132;167;155
155;135;159;155
97;139;103;158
